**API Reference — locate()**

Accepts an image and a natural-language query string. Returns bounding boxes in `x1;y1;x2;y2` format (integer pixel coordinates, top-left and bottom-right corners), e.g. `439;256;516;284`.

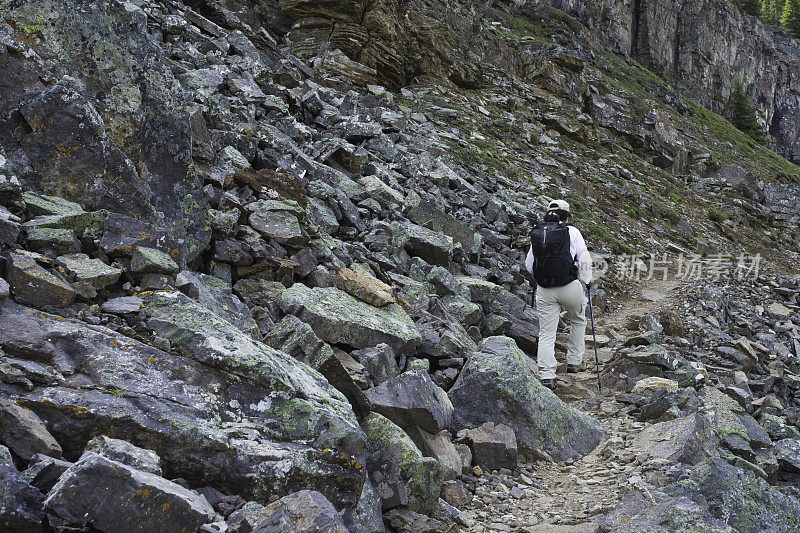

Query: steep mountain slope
0;0;799;531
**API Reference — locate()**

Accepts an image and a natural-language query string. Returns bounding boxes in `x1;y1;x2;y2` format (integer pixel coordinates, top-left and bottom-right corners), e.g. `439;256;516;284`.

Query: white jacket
525;225;593;285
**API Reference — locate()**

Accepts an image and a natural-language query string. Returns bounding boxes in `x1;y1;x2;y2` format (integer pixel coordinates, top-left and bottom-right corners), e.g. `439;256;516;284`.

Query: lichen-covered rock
0;399;62;461
174;271;258;337
344;475;385;533
236;490;348;533
449;336;605;462
131;246;180;275
55;253;122;298
84;435;162;475
43;452;215;532
0;444;45;533
362;412;442;515
391;221;454;266
280;284;421;354
265;315;369;417
459;422;518;471
773;438;800;474
1;1;210;262
365;369;453;434
335;267;396;307
1;299;365;508
6;253;75;309
25;228;80;257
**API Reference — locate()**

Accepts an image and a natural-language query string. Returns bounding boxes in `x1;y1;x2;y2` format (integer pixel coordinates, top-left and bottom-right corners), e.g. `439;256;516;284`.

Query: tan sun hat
547;199;570;212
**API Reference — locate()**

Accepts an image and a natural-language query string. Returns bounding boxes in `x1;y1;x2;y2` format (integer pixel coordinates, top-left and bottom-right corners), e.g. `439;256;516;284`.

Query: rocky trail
462;276;688;532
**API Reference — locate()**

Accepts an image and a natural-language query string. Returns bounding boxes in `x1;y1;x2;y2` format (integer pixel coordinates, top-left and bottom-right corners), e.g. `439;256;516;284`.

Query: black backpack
529;221;578;288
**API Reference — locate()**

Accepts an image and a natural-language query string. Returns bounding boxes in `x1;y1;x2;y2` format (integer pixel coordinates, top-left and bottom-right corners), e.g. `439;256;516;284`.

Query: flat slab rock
280;284;421;354
44;452;214;532
7;253;75;309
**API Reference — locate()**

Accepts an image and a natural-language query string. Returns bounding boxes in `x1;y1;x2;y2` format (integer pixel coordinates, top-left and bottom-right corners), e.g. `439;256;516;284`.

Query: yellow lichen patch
162;503;170;511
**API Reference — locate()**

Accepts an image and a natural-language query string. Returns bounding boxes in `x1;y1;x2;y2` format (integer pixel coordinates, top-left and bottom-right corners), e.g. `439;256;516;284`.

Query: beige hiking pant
535;279;587;380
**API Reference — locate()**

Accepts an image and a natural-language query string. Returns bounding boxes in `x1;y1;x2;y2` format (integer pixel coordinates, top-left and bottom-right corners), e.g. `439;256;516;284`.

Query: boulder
21;193;83;218
130;246;180;275
84;435;162;475
362;413;442;515
391;221;454;266
265;315;369;417
2;298;365;508
25;228;80;256
6;253;75;308
631;413;710;465
459;422;518;471
174;271;258;337
449;336;605;462
344;475;385;533
280;284;421;354
43;452;214;532
0;278;9;301
55;253;122;298
21;454;72;494
248;199;307;246
0;444;45;533
335;268;396;307
1;3;210;262
773;438;800;474
631;376;680;396
0;398;63;461
237;490;348;533
675;457;800;532
365;369;453;434
405;427;462;480
351;344;400;385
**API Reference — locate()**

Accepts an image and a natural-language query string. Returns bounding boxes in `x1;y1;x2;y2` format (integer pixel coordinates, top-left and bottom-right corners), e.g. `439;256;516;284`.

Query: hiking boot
541;378;555;390
567;364;580;373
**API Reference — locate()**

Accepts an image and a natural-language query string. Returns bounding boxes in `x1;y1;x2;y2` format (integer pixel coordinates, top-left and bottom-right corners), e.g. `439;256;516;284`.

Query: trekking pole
587;285;602;393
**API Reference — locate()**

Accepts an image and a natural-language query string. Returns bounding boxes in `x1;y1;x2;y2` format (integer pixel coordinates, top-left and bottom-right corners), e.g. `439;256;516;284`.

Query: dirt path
463;277;689;532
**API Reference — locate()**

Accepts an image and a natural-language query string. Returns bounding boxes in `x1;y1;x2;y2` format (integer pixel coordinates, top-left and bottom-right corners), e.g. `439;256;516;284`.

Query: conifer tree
737;0;761;16
762;0;774;20
729;84;764;144
781;0;800;37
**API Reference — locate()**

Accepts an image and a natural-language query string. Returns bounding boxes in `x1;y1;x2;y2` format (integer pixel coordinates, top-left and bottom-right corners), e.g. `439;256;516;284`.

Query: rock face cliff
545;0;800;164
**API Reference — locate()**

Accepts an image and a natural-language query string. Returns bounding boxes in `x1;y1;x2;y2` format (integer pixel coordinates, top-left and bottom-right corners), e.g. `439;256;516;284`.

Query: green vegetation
735;0;761;16
781;0;800;37
707;207;729;222
728;84;765;144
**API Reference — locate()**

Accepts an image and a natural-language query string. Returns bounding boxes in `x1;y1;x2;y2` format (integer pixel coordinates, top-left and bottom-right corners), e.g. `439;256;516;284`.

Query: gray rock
459;422;518;471
449;336;605;462
131;246;180;275
0;444;45;533
56;253;122;298
391;221;454;266
84;435;162;475
406;427;462;480
365;369;453;434
21;454;72;494
2;298;365;508
101;296;143;314
6;253;75;309
344;475;385;533
265;315;369;417
631;413;710;465
0;277;9;301
248;199;307;246
280;284;421;354
174;271;258;337
773;439;800;474
362;412;442;515
26;227;80;257
22;192;83;218
0;398;62;461
43;452;214;532
244;490;347;533
351;344;400;385
440;480;471;509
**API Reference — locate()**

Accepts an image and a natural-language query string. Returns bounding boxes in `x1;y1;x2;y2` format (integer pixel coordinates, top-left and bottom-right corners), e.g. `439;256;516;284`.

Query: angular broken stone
362;412;442;515
631;376;679;396
130;246;179;275
459;422;518;471
238;490;348;533
335;267;396;307
631;413;710;465
391;221;454;266
6;253;75;308
280;284;421;354
449;336;605;462
101;296;144;314
56;253;122;298
365;369;453;434
0;444;45;532
26;227;80;257
84;435;162;476
22;454;72;494
44;453;214;532
0;399;62;461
